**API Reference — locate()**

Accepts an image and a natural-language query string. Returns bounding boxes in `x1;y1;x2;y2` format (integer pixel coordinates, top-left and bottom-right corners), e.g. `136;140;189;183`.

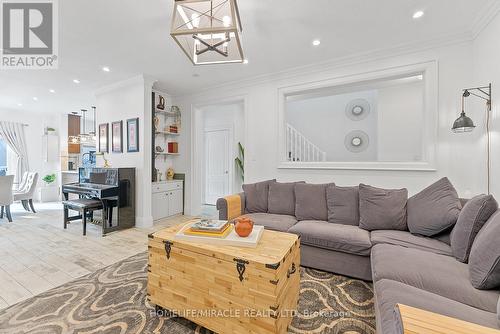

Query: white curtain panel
0;122;30;183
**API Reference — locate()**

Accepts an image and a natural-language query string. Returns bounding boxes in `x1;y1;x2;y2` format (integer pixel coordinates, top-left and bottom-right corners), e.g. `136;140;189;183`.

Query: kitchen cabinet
152;181;183;221
68;114;81;154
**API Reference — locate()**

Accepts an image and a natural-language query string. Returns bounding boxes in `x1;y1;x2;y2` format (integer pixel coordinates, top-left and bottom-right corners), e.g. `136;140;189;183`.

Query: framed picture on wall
98;123;109;153
111;121;123;153
127;118;139;152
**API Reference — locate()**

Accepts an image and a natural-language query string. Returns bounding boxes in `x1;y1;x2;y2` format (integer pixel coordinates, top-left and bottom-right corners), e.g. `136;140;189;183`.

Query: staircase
286;124;327;162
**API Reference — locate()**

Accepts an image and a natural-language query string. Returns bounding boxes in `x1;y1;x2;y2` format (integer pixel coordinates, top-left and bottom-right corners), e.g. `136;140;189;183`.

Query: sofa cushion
451;194;498;263
294;183;329;221
433;229;452;245
370;230;452;256
407;177;462;236
375;279;499;334
268;181;304;216
241;213;297;233
288;220;371;256
242;179;276;213
371;244;499;312
326;184;359;226
359;184;408;231
469;210;500;290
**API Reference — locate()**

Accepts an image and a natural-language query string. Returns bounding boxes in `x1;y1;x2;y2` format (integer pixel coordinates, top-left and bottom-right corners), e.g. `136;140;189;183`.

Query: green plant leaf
42;174;56;184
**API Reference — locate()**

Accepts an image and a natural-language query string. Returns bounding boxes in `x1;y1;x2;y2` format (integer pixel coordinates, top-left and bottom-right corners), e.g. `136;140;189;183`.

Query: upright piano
62;168;136;235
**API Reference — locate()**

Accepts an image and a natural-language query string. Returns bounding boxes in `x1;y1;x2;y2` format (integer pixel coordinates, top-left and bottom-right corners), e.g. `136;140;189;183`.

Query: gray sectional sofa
217;178;500;333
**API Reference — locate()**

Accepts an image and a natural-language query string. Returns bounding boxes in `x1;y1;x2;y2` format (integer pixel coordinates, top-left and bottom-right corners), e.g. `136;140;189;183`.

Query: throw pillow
295;183;330;221
451;194;498;262
407;177;462;236
469;211;500;289
359;184;408;231
242;179;276;213
268;181;305;216
327;185;359;226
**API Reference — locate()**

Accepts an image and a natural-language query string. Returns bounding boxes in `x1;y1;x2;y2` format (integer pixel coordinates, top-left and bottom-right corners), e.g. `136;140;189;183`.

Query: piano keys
62;167;136;235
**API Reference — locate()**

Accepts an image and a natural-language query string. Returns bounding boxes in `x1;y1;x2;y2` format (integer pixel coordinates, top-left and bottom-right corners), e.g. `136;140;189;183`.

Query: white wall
201;102;245;197
287;90;378;161
471;11;500;198
0;109;60;195
174;41;476;215
377;81;424;162
95;75;154;227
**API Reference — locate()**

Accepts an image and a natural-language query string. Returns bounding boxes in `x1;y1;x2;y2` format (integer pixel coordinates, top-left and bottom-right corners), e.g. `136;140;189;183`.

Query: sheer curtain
0;122;29;183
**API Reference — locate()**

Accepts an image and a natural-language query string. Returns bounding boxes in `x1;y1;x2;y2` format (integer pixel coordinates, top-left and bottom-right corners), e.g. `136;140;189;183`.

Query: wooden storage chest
147;221;300;334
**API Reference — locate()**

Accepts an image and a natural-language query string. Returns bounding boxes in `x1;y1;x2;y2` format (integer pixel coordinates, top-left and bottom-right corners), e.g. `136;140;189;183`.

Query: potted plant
39;173;59;202
235;142;244;182
42;174;56;185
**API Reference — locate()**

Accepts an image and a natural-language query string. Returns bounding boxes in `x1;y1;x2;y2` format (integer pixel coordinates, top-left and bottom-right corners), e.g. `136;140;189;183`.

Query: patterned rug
0;252;375;334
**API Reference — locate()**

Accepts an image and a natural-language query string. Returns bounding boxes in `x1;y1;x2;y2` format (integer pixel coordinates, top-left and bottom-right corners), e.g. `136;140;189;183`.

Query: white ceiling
0;0;496;114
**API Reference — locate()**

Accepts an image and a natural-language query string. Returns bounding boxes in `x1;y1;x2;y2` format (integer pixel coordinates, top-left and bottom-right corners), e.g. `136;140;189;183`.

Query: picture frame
98;123;109;153
111;121;123;153
127;118;139;152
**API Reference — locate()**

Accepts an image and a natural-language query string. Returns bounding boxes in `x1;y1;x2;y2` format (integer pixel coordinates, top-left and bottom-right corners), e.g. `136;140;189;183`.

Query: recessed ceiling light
102;66;110;72
49;89;55;93
33;97;38;101
17;103;23;107
73;79;80;84
243;59;249;64
312;39;321;46
413;11;424;19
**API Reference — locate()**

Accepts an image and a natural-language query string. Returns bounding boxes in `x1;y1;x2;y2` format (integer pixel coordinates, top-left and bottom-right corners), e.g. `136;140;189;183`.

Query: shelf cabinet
152;181;183;221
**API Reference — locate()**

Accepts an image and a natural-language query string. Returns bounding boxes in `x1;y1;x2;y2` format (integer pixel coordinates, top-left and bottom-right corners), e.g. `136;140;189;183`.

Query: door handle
225;171;229;174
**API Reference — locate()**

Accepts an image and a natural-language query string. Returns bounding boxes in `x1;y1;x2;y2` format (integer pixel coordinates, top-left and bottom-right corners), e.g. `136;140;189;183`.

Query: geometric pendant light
170;0;244;65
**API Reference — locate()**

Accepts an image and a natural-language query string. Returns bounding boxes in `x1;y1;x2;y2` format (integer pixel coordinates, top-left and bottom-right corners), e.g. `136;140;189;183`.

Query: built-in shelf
155;109;177;117
152;91;182;182
155;152;180;156
155;131;180;136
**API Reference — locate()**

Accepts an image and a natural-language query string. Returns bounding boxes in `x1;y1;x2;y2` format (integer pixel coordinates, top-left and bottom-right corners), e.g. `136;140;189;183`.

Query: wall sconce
451;83;492;193
452;84;491;133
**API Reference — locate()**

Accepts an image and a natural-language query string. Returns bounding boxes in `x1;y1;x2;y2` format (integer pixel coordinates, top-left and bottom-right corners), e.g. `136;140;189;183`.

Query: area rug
0;252;375;334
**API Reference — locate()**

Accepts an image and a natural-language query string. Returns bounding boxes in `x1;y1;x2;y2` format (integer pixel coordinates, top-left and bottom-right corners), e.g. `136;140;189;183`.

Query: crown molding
471;0;500;39
175;31;473;100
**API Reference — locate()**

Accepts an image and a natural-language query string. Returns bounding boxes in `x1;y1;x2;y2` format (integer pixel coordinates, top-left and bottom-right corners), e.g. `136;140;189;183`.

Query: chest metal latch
234;258;249;282
163;240;173;259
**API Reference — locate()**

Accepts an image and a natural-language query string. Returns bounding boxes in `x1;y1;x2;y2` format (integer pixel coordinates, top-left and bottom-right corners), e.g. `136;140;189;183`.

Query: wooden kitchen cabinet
68;114;81;154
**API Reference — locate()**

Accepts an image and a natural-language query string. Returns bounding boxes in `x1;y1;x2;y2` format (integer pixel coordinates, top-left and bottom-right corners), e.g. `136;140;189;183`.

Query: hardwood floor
0;202;192;310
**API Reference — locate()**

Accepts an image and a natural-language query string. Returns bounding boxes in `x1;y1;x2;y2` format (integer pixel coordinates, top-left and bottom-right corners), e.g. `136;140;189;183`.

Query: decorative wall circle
344;130;370;153
345;99;370;121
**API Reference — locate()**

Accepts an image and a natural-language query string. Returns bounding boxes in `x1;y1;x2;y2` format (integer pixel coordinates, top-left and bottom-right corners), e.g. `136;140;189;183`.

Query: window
278;62;437;171
0;139;6;176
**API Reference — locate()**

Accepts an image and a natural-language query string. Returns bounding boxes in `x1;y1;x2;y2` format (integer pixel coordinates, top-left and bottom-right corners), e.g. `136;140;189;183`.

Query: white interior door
204;128;231;205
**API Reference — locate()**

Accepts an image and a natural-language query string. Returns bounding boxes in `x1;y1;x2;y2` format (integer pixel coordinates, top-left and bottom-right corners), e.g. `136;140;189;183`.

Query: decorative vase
153;116;160;131
157;95;166;110
167;167;175;180
234;217;254;237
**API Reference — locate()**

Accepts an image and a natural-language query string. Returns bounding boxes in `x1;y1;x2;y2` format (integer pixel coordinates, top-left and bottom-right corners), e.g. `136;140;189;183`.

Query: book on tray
190;219;228;232
184;224;233;238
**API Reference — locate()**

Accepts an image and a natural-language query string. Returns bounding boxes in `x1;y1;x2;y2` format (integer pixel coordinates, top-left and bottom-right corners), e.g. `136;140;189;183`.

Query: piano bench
62;199;103;236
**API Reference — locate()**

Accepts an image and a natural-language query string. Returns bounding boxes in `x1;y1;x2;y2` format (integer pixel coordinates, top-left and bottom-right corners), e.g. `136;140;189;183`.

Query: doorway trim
190;95;248;216
203;125;234;205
